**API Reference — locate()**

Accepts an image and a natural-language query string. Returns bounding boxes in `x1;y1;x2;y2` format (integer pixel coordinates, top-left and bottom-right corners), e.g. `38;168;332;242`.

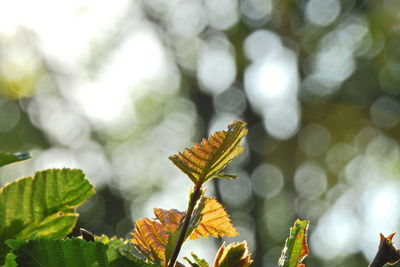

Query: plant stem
167;184;202;267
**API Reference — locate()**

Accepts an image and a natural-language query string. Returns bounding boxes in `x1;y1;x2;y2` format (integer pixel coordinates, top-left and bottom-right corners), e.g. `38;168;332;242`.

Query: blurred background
1;0;400;266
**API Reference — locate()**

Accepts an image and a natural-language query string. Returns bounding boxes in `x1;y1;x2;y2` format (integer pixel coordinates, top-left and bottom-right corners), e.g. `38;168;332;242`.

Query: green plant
0;121;396;266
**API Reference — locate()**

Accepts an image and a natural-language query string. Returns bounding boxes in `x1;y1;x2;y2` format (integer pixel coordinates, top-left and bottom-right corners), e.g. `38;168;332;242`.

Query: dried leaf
169;120;247;185
131;218;169;265
189;197;238;240
154;208;185;233
278;219;309;267
213;242;252;267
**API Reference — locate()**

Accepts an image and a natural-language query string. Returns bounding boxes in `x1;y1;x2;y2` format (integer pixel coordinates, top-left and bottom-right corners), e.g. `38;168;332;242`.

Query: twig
167;184;202;267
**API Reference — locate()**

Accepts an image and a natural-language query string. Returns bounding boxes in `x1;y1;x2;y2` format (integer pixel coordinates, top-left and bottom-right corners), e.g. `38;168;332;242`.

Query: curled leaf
169;120;247;185
213;242;252;267
278;219;309;267
189;197;238;240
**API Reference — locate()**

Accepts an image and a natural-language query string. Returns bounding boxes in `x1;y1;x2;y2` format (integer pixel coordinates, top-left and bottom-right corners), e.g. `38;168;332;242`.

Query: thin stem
167;184;202;267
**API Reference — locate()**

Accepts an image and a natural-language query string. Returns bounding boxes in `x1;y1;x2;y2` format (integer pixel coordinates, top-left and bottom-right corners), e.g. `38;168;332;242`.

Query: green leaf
95;235;150;264
5;238;155;267
165;228;180;265
184;253;209;267
0;168;95;263
2;252;17;267
278;219;309;267
169;120;247;185
0;152;30;168
186;194;207;238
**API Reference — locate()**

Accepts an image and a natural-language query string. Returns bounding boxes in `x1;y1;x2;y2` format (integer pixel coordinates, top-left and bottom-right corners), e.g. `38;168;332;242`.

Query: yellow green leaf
189;197;238;240
0;168;94;264
213;242;252;267
131;218;169;266
169;120;247;185
278;219;309;267
184;252;210;267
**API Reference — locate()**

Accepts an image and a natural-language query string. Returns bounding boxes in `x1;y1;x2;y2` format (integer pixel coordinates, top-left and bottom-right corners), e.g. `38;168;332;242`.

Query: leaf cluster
1;120;393;267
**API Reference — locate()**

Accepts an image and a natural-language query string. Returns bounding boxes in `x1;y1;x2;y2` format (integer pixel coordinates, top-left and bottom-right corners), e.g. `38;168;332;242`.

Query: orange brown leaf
131;218;169;265
189;197;238;240
154;208;185;233
169;120;247;185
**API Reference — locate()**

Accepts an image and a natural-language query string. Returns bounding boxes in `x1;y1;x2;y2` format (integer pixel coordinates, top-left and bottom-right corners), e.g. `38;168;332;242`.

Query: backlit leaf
165;228;181;265
0;168;95;264
133;192;235;265
163;196;237;263
131;209;185;265
186;196;207;239
94;234;156;265
169;120;247;185
213;242;252;267
0;152;30;168
189;197;238;240
131;218;169;266
5;238;154;267
154;208;185;233
184;253;209;267
278;219;309;267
